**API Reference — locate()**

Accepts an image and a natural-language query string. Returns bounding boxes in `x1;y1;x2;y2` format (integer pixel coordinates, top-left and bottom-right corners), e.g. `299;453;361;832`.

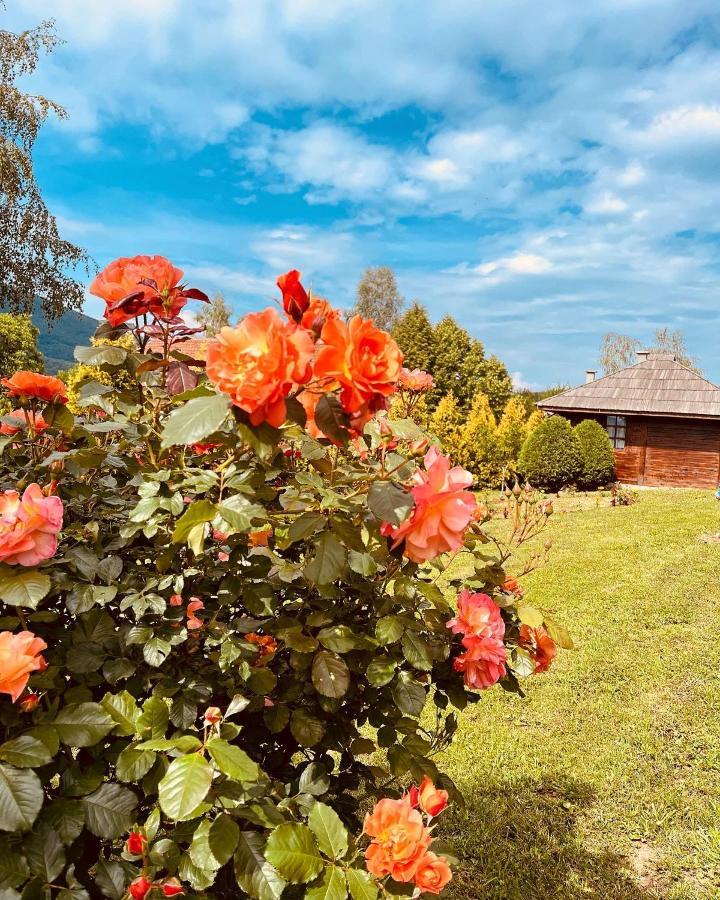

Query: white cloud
585;192;629;215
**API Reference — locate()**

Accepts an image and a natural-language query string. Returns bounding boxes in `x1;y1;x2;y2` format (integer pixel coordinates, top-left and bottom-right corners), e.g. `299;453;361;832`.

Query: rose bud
129;876;152;900
18;692;40;712
418;775;449;817
125;832;146;856
169;594;183;607
162;878;184;897
277;269;310;322
203;706;222;726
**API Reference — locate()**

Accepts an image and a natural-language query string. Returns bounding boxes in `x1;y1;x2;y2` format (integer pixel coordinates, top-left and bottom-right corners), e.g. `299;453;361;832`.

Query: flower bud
162;878;184;896
129;876;151;900
18;692;40;712
204;706;222;726
125;832;146;856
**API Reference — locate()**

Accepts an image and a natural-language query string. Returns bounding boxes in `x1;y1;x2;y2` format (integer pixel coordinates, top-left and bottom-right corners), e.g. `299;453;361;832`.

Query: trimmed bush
574;418;615;489
518;415;582;491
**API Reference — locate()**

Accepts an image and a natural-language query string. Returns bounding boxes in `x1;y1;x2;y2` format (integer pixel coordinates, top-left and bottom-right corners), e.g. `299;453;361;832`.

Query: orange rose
186;598;204;630
248;527;272;548
1;372;68;405
206;309;314;427
363;796;432;883
386;447;477;563
300;295;338;334
502;576;523;595
277;269;310;322
0;483;64;566
413;852;453;894
415;775;449;818
313;315;403;415
0;631;47;702
245;632;277;663
0;409;48;436
519;624;557;673
399;367;434;393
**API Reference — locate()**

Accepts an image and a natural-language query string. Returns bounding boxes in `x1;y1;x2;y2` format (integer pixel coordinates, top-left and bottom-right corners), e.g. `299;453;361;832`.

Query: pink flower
0;484;63;566
453;635;506;690
385;448;476;563
217;551;230;562
399;367;434;393
0;631;48;702
186;598;204;630
447;591;505;643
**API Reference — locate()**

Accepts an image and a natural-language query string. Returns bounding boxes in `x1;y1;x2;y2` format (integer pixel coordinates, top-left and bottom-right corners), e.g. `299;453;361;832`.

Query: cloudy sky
7;0;720;387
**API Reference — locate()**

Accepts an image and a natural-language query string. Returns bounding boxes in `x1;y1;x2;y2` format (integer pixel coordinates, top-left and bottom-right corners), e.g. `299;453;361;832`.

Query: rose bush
0;260;570;900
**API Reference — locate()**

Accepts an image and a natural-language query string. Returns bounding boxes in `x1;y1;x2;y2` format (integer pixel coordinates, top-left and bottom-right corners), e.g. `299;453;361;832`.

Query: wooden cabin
537;351;720;489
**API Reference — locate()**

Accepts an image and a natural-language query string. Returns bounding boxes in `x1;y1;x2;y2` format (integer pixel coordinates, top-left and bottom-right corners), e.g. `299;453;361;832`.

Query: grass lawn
434;490;720;899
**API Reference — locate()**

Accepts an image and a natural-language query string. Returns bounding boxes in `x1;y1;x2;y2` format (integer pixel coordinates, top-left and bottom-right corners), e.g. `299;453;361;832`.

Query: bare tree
599;329;701;375
352;266;404;331
1;20;90;319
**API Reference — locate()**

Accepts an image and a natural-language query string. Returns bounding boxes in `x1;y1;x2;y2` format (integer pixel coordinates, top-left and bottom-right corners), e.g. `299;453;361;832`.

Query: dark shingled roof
538;353;720;420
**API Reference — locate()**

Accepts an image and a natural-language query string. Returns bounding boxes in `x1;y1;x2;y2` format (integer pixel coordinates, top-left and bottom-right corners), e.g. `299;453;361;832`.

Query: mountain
31;303;99;373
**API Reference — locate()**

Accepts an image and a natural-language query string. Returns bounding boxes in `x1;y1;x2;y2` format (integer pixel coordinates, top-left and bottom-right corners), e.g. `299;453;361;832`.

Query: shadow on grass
441;774;657;900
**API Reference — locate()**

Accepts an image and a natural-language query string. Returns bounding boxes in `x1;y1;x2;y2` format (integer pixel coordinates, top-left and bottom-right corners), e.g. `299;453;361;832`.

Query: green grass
435;490;720;899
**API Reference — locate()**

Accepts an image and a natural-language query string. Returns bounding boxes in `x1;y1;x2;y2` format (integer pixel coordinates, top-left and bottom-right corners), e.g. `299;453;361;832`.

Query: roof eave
536;403;720;421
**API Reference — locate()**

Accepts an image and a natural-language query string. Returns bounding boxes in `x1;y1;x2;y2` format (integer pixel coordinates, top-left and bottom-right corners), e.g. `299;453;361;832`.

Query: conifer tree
475;355;514;417
430;392;463;457
458;391;503;486
392;301;436;374
432;316;472;402
496;396;529;465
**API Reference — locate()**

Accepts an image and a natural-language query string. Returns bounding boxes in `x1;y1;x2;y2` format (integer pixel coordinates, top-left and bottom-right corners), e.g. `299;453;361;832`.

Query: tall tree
1;21;90;319
353;266;404;331
474;355;514;417
196;292;233;337
600;328;700;375
0;312;44;413
392;301;436;373
431;315;473;402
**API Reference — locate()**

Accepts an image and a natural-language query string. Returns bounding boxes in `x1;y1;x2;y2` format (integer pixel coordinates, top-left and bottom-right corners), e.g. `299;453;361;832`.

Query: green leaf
24;823;65;883
234;831;286;900
545;617;574;650
305;534;346;586
209;815;240;866
517;604;544;628
74;344;127;366
376;616;405;645
218;495;265;532
41;799;85;846
347;551;377;577
172;499;218;543
401;631;434;672
0;765;42;831
298;763;330;797
307;802;348;861
82;783;137;838
314;395;350;445
52;703;114;747
265;823;323;884
94;858;132;900
317;625;357;654
160;392;230;448
391;672;427;717
115;748;156;783
290;709;326;747
287;512;325;545
346;868;378;900
366;657;396;687
188;819;222;872
306;867;347;900
0;844;29;888
101;691;139;736
207;738;260;782
143;637;171;667
367;481;413;526
312;651;350;699
158;754;213;821
0;571;51;610
42;402;75;434
137;696;169;738
0;735;53;768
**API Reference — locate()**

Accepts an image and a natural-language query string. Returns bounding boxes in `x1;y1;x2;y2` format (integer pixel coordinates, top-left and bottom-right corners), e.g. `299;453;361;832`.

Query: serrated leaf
290;710;326;748
115;748;156;783
287;512;325;545
101;691;139;736
209;815;240;866
314;395;350;445
346;868;377;900
189;819;222;872
143;637;171;667
0;844;29;888
234;831;286;900
366;657;396;687
306;867;347;900
51;702;114;747
375;616;404;645
24;823;65;883
312;651;350;699
74;345;127;366
0;735;53;768
0;765;42;832
94;858;132;900
265;823;323;884
160;393;230;448
218;495;265;532
40;799;84;846
517;604;544;628
158;754;213;821
347;551;377;577
401;631;434;672
0;571;50;610
307;802;348;861
367;481;413;526
82;783;137;838
391;672;426;717
207;738;260;782
305;534;346;586
172;500;217;543
137;696;169;738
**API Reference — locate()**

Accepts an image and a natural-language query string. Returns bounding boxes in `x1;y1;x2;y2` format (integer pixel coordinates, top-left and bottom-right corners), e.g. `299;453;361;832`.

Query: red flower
162;879;184;897
277;269;310;322
125;832;146;855
414;775;449;818
300;295;338;334
18;691;40;712
129;877;151;900
519;624;557;673
245;632;277;663
203;706;222;726
186;598;204;630
1;372;68;405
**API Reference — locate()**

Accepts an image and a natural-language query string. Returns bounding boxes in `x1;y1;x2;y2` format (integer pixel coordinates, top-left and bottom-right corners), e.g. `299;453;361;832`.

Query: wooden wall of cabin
558;412;720;488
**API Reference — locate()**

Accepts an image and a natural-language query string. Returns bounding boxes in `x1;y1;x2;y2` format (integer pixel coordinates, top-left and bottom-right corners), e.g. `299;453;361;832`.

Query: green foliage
518;415;583;491
430;392;463;459
496;397;529;464
473;355;513;418
352;266;404;331
430;316;473;404
573;419;615;489
391;301;436;374
0;313;44;404
196;293;234;337
0;288;560;899
458;393;503;487
59;335;136;413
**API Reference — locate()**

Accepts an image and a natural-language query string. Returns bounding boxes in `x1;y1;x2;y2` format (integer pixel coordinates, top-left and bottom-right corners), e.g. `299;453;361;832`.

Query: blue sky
7;0;720;388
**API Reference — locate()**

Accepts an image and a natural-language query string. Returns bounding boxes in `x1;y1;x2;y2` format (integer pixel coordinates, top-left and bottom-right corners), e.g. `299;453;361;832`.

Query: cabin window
606;415;626;449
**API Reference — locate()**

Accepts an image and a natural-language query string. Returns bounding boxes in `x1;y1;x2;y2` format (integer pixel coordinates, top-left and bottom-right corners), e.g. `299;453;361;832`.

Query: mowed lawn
435;490;720;900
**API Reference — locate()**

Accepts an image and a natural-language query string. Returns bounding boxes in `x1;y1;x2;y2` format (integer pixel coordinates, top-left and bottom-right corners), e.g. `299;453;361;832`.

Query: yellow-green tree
496;396;529;465
458;391;503;486
0;312;44;413
60;335;135;413
430;392;463;459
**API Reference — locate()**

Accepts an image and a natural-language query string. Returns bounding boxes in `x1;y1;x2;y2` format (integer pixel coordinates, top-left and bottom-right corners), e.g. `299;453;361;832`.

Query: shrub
518;415;582;491
430;391;463;459
458;392;503;487
573;419;615;489
0;258;568;899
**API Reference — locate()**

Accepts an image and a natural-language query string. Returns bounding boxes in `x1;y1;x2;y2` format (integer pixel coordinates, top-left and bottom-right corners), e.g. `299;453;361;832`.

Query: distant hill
30;302;99;373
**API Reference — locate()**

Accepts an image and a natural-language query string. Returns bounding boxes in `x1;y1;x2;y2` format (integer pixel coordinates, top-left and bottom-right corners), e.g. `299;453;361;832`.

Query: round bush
573;418;615;489
518;415;582;491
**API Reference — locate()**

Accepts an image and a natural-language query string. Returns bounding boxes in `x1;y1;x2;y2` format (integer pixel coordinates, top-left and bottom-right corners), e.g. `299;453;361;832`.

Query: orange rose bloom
277;269;310;322
313;315;403;415
386;447;477;563
2;372;68;405
519;624;557;673
246;632;277;663
0;483;64;566
363;796;432;883
300;296;338;334
413;852;453;894
0;631;47;702
415;775;449;818
206;309;314;427
0;409;48;436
